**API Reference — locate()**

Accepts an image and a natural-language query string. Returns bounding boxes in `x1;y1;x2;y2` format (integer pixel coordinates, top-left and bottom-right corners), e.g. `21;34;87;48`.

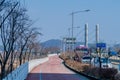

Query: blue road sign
96;43;106;48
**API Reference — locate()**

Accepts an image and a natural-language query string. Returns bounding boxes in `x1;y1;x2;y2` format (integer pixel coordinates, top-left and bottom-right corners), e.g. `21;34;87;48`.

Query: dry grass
65;59;89;72
60;52;89;72
60;52;118;80
59;51;76;60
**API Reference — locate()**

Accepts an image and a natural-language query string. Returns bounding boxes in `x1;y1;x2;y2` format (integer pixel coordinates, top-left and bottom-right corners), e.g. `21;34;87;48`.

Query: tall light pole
68;26;80;38
85;23;88;47
96;24;99;44
70;9;90;49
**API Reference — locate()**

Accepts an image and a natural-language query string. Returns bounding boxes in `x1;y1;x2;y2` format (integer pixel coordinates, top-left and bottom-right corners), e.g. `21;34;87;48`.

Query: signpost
96;43;106;48
96;43;106;69
63;37;76;51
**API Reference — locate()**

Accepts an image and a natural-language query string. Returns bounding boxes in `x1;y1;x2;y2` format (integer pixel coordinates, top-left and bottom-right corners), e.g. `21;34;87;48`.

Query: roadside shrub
59;51;76;60
65;59;89;72
114;72;120;80
87;67;118;79
65;59;118;80
61;52;118;80
83;66;100;78
100;68;118;79
82;65;90;74
59;53;70;60
90;67;100;78
83;67;118;79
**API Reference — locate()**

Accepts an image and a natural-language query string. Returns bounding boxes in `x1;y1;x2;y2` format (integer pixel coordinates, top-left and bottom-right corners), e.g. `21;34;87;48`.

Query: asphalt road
26;55;89;80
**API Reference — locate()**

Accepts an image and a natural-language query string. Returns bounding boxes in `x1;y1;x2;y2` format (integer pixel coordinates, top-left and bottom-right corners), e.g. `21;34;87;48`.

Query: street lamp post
70;9;90;50
68;26;80;51
68;26;80;38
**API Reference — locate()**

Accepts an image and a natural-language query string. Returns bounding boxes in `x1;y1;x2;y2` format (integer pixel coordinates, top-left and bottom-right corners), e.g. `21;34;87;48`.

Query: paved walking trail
26;55;89;80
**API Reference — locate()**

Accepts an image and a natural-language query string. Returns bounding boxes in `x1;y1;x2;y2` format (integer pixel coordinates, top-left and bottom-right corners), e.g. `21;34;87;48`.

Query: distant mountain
41;39;96;48
113;44;120;49
41;39;62;48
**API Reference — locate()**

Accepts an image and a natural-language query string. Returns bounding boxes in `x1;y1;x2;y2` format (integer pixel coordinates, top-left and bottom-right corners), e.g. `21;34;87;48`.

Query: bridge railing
3;62;28;80
2;54;57;80
3;57;49;80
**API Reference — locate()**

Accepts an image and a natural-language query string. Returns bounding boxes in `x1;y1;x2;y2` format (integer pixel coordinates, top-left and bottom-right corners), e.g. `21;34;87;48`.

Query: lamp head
85;9;90;12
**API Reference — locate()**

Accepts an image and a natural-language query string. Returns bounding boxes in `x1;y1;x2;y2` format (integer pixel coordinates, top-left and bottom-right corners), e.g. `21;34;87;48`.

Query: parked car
92;57;112;68
82;56;92;63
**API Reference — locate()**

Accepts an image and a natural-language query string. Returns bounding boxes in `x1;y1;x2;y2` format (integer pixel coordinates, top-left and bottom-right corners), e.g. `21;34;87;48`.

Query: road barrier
3;57;49;80
3;62;28;80
2;54;57;80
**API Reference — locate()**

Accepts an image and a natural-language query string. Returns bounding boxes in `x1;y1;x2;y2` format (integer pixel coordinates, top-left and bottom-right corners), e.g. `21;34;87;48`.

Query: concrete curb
63;62;99;80
29;54;57;72
28;57;49;72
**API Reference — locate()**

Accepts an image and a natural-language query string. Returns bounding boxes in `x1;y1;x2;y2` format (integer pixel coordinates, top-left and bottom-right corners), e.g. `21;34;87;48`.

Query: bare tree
0;0;18;29
0;0;42;79
0;1;28;79
0;0;6;11
17;27;41;65
26;34;41;61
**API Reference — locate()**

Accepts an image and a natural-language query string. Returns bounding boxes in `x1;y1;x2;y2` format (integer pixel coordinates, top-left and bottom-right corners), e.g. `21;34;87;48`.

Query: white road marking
40;70;42;80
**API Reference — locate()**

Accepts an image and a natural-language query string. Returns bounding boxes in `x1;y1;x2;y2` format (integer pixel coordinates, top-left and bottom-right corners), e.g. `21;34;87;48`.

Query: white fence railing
3;62;28;80
2;54;56;80
3;57;49;80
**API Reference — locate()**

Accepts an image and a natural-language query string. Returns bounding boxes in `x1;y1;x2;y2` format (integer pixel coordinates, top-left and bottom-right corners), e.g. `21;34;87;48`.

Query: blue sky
24;0;120;44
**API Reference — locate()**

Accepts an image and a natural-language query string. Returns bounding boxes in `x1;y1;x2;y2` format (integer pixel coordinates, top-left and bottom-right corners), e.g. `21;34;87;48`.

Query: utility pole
71;12;74;40
71;12;74;50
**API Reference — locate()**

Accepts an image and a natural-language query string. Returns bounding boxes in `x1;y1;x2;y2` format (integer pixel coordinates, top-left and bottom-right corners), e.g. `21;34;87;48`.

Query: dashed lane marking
40;70;42;80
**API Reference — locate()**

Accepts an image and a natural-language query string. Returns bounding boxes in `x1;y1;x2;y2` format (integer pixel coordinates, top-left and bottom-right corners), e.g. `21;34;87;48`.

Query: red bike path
26;55;89;80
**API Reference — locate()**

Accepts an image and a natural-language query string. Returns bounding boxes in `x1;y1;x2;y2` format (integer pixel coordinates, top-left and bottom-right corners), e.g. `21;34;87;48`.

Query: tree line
0;0;44;79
